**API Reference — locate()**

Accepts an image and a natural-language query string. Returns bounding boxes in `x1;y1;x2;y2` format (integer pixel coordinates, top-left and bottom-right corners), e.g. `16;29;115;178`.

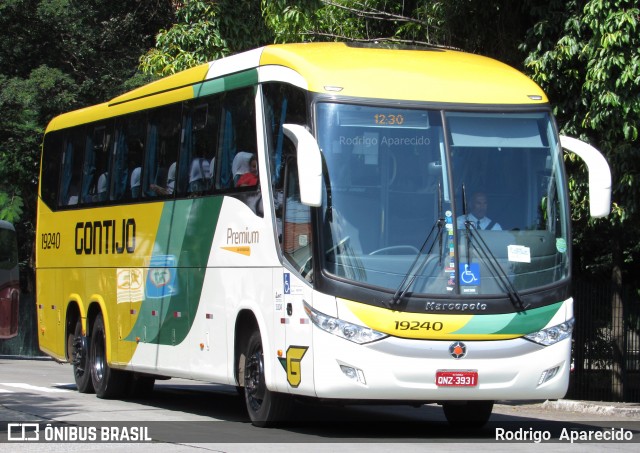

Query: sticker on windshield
508;245;531;263
459;263;480;285
556;238;567;254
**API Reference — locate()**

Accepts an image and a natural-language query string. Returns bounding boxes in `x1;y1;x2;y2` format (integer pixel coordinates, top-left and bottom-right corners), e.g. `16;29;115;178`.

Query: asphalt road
0;357;638;452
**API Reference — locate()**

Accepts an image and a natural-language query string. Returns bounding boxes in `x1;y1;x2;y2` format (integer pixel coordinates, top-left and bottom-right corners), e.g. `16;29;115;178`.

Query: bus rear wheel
243;330;292;427
69;318;93;393
89;313;129;399
442;400;494;428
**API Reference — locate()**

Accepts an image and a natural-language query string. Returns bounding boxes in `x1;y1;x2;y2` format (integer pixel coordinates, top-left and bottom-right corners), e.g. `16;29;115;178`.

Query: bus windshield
315;102;569;298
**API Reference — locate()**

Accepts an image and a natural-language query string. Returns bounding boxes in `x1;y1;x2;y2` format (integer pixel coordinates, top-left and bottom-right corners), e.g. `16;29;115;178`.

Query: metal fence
568;278;640;402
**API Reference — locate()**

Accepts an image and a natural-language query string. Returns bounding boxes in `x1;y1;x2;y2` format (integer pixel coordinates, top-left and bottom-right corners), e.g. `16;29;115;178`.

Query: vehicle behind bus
0;220;20;339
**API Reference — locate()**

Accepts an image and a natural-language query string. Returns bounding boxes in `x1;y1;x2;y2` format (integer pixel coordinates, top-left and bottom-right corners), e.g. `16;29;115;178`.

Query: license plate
436;370;478;387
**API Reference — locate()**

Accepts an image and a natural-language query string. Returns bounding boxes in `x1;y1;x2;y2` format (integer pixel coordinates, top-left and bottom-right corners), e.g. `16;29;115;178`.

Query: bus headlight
524;319;574;346
303;301;388;344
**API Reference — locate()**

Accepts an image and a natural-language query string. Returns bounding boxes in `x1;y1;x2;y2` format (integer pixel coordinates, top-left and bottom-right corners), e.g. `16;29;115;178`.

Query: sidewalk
541;399;640;419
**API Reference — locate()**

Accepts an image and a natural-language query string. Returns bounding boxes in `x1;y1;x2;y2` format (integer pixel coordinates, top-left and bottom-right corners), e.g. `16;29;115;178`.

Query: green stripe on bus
193;69;259;98
494;302;562;335
126;196;223;346
453;301;563;335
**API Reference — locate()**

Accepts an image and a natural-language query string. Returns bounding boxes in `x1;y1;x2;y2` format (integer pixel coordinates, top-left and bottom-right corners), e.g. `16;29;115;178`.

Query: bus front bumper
311;330;570;402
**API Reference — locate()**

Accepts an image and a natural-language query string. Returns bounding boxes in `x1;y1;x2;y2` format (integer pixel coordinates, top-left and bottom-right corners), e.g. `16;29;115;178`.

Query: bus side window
282;159;312;280
58;129;85;207
143;105;182;198
111;114;146;201
80;128;97;204
80;125;112;204
215;88;257;191
262;83;308;190
41;132;62;210
80;125;107;204
181;101;217;195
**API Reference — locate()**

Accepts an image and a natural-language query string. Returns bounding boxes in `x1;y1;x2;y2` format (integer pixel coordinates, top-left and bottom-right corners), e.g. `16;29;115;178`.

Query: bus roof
45;42;547;132
259;43;547;105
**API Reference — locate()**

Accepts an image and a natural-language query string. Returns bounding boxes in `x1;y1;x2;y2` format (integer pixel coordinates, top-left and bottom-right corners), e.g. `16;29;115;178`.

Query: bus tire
89;313;129;399
442;400;494;428
69;318;94;394
243;330;292;427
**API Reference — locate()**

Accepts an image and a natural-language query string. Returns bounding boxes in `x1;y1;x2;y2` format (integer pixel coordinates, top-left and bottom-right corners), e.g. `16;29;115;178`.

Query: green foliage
0;0;175;275
0;65;77;247
261;1;533;66
522;0;640;276
141;1;533;76
140;0;273;76
0;193;23;223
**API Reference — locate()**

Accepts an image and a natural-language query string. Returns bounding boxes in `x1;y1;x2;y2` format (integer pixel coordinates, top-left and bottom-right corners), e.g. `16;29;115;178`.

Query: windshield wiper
463;221;529;311
459;184;527;311
388;183;445;307
387;219;444;307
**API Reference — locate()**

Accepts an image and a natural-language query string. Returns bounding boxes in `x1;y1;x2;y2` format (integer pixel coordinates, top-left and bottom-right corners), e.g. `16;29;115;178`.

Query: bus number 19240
41;232;61;250
394;321;443;331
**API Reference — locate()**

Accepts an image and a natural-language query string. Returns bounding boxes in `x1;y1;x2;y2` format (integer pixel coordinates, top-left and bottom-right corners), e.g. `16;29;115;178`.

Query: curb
0;355;52;361
543;399;640;419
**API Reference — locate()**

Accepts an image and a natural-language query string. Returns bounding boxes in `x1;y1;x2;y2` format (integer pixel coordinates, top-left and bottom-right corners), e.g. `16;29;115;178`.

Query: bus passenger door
274;268;314;397
275;160;315;396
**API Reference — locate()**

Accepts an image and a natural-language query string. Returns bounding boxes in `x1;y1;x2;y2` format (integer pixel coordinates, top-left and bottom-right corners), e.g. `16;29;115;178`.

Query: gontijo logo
74;218;136;255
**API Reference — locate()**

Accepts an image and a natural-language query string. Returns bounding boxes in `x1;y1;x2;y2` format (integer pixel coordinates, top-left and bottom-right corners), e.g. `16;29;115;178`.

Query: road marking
0;383;71;393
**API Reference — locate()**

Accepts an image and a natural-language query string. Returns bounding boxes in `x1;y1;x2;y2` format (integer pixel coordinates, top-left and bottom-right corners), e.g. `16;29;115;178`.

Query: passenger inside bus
236;154;258;187
231;151;254;186
188;156;211;192
97;172;109;202
456;192;502;230
187;138;212;193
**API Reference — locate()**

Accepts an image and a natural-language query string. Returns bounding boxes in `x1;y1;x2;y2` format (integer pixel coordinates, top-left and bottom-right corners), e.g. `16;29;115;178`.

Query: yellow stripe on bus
343;299;471;339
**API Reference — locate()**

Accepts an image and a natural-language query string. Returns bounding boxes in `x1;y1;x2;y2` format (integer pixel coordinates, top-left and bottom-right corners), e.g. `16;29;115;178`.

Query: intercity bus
0;220;20;339
36;42;611;427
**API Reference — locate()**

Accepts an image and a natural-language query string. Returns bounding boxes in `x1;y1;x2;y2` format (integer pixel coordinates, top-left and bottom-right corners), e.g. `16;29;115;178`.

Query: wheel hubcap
245;351;266;411
73;335;87;376
92;334;105;383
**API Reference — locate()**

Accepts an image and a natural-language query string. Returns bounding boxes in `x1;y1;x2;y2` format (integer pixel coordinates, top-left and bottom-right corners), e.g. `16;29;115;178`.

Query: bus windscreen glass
315;103;569;297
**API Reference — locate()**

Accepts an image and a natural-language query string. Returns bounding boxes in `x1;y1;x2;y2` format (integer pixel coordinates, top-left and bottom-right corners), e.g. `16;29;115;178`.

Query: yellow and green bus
36;42;611;427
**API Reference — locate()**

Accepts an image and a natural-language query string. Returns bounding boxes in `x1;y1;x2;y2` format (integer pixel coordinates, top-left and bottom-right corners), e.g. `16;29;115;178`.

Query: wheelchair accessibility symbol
459;263;480;285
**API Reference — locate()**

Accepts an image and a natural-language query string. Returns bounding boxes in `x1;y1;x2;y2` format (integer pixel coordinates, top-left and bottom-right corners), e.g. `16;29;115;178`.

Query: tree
0;67;78;225
140;0;272;75
141;0;535;76
262;0;534;66
0;0;176;288
522;0;640;399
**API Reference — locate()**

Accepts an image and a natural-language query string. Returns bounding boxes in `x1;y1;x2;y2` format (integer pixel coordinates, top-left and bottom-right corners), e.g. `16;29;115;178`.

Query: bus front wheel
442;400;494;428
89;313;129;399
243;330;292;427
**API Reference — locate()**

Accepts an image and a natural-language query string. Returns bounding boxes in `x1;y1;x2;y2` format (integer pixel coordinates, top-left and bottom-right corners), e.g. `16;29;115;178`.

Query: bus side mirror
282;124;322;207
560;135;612;218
